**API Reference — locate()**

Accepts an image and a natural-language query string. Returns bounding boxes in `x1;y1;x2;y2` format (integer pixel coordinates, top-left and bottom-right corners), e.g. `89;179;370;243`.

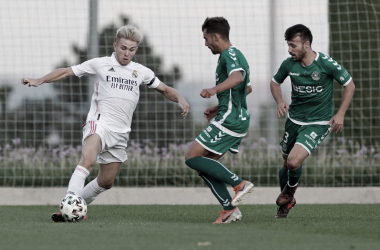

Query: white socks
66;165;90;196
80;178;107;205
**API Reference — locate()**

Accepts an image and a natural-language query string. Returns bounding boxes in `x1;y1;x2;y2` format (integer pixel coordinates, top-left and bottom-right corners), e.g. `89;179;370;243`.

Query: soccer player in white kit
21;25;190;222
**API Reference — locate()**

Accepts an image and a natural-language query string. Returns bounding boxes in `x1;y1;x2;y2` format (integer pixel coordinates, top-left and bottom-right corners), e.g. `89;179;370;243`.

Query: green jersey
273;52;352;125
211;46;251;137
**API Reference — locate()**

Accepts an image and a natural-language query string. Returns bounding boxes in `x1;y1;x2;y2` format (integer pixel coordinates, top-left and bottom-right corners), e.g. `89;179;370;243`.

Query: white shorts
82;120;129;164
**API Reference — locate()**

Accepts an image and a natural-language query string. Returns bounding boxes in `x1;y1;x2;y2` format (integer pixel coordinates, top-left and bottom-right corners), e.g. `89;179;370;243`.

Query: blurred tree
1;16;193;147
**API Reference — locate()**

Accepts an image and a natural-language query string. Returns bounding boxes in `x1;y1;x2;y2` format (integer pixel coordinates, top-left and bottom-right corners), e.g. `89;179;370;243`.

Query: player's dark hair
285;24;313;45
202;17;230;40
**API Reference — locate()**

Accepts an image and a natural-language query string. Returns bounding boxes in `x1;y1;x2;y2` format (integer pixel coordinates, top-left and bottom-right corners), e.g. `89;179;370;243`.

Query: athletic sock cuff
91;178;107;193
73;165;90;178
185;157;202;170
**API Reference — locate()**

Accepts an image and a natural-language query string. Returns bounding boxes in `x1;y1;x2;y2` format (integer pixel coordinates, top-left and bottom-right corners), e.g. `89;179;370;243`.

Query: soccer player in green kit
270;24;355;218
185;17;254;224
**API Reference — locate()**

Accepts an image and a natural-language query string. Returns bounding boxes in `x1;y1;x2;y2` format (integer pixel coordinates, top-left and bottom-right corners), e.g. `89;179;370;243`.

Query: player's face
287;36;307;62
203;30;218;54
113;38;138;66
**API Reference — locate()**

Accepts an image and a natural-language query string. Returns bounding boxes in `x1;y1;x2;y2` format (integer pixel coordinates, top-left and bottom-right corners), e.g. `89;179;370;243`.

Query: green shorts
196;124;243;155
280;118;331;155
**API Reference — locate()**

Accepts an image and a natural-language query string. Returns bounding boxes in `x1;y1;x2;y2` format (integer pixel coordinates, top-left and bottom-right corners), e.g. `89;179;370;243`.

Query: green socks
279;164;303;190
288;164;303;187
200;173;236;210
185;156;243;187
279;167;288;191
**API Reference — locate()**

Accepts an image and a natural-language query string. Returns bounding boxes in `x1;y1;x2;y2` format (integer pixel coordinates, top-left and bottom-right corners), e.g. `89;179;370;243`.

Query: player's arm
154;82;190;118
247;85;252;95
21;67;75;87
200;71;244;98
328;80;355;133
204;85;252;121
270;80;289;117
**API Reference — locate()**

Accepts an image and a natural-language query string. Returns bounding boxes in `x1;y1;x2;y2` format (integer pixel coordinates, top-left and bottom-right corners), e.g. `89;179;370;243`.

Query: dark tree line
0;16;194;147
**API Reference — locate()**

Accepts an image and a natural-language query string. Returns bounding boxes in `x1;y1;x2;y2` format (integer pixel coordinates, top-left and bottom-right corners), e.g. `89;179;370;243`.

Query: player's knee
286;156;301;171
185;151;195;161
98;180;114;189
78;160;96;170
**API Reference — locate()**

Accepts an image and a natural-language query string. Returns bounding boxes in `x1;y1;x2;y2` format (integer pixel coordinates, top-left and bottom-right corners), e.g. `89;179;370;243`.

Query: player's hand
178;98;190;119
277;102;289;117
200;88;217;98
21;78;41;87
204;106;218;122
328;113;344;133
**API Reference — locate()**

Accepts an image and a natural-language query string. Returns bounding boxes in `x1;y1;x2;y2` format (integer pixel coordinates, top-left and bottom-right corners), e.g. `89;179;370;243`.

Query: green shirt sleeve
323;56;352;86
273;59;289;84
224;49;246;80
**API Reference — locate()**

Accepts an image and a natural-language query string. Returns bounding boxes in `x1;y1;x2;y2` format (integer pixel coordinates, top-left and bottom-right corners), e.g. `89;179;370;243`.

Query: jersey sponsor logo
304;134;316;143
289;72;300;76
292;84;323;94
106;76;137;86
204;131;211;138
340;76;344;81
132;70;138;78
199;135;207;142
108;67;115;72
107;75;137;91
310;132;318;139
305;141;314;149
206;126;212;132
311;71;321;81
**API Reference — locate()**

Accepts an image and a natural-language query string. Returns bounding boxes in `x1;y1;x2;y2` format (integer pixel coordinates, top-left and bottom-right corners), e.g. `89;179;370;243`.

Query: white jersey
71;52;161;133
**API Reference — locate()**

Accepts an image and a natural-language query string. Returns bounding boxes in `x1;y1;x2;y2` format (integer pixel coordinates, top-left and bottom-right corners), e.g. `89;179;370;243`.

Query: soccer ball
60;194;87;222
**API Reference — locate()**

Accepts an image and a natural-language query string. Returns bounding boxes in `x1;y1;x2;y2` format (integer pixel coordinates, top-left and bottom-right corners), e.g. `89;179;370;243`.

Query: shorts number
283;132;289;143
239;109;247;121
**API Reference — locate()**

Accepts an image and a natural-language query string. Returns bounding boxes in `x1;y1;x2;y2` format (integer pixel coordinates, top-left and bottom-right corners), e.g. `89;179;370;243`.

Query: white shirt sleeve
142;67;160;88
71;58;99;77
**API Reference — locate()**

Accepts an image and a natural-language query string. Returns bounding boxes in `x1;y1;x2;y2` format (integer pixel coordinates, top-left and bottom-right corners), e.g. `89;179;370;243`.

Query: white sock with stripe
80;178;107;205
66;165;90;196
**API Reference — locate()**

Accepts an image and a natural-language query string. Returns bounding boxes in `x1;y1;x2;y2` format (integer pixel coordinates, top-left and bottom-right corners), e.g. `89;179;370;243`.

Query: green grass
0;205;379;250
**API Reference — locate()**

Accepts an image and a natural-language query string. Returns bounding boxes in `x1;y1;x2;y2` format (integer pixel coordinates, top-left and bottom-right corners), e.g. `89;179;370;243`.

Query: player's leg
276;144;308;206
279;154;289;191
67;133;102;196
52;134;102;222
185;140;245;189
185;125;253;221
80;162;122;205
81;128;129;205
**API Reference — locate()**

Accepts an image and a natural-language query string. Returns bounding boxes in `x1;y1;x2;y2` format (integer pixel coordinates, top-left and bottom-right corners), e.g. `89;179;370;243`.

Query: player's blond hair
116;25;143;45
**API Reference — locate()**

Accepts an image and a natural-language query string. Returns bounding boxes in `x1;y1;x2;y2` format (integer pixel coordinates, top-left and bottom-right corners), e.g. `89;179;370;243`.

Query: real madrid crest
132;70;138;78
311;71;321;81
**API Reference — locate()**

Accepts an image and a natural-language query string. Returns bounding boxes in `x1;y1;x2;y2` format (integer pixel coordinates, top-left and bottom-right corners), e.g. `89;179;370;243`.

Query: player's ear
212;33;219;42
113;42;117;51
304;40;310;49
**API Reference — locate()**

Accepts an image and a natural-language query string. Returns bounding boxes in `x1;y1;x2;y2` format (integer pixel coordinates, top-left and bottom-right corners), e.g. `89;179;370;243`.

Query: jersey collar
111;52;132;67
314;51;320;61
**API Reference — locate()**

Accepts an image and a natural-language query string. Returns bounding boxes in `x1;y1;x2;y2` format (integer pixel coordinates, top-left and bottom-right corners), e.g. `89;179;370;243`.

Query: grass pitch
0;204;379;250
